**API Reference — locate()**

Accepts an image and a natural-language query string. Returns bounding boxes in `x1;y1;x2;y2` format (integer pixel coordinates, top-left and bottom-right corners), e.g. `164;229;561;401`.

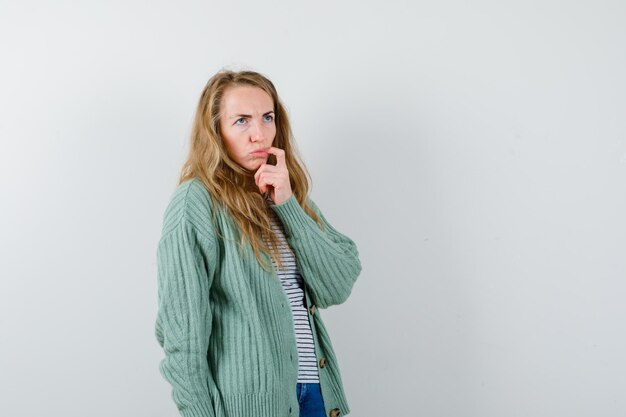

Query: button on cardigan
154;178;362;417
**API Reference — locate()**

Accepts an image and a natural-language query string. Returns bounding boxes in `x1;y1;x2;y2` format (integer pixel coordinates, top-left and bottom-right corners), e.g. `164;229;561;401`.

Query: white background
1;1;625;416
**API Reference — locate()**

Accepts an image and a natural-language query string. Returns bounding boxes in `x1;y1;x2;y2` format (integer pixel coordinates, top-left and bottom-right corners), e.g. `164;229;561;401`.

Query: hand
254;146;293;205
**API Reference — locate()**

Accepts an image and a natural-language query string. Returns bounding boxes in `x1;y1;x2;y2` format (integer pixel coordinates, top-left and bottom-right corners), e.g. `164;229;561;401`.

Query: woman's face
219;85;276;172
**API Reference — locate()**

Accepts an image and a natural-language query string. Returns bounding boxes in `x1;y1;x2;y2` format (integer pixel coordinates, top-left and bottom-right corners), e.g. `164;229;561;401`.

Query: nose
250;119;265;142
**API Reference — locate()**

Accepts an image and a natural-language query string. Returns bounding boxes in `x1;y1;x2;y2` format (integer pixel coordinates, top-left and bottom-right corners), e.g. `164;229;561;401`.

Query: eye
234;117;247;126
264;114;274;122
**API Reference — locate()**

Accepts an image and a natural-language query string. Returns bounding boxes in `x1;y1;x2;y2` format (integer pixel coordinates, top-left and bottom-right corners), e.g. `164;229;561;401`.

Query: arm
154;217;217;417
270;194;362;308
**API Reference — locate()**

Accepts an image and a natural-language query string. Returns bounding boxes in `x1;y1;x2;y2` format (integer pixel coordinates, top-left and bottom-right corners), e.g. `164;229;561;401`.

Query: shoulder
160;177;216;240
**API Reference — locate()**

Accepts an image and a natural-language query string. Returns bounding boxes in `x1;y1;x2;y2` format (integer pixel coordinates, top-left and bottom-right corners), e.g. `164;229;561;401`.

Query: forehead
221;85;274;113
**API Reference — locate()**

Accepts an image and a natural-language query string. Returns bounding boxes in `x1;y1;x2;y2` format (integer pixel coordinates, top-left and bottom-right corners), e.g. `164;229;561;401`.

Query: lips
251;149;269;155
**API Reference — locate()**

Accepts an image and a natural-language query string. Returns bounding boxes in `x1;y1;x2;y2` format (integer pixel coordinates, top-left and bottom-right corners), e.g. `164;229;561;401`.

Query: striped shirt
263;192;320;383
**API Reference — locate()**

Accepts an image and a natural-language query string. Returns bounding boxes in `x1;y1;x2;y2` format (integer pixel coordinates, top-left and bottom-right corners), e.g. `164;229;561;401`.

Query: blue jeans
296;382;326;417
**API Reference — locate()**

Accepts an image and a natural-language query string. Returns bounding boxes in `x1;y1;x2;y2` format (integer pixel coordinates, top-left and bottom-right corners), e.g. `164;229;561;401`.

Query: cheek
222;130;242;153
232;140;251;161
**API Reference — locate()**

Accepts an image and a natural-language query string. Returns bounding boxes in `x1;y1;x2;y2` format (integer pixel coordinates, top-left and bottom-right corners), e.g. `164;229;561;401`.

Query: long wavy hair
178;69;323;271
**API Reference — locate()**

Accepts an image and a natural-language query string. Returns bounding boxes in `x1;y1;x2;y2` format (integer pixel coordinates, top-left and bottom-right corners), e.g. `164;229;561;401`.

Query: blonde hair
178;68;323;271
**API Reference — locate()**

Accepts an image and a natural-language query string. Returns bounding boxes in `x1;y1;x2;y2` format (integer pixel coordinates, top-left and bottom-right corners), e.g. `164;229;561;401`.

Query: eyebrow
229;110;275;119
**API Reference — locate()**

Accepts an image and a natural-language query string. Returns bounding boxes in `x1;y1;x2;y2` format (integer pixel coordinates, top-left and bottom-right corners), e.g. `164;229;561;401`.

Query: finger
266;146;286;168
254;163;267;186
257;173;281;192
256;164;280;184
257;172;270;193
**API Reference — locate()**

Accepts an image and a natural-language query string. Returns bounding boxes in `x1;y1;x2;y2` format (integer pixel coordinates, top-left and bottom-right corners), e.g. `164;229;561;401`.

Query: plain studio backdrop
1;1;625;416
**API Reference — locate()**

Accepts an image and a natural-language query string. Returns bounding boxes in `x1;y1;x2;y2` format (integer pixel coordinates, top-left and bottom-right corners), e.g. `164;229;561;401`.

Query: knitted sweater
154;178;362;417
261;192;321;383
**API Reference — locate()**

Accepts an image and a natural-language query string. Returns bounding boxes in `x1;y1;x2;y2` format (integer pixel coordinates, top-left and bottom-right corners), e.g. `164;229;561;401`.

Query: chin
251;156;268;165
242;160;264;172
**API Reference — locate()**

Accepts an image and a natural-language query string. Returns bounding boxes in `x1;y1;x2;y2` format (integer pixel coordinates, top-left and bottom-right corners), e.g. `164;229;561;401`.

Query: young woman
154;69;362;417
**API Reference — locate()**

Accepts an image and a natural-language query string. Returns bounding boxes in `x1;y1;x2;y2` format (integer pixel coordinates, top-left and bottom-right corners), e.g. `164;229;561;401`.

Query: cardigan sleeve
154;217;217;417
269;194;362;308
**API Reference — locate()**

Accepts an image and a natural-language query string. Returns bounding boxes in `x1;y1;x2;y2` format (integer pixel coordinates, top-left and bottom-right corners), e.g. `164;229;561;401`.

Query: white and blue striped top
263;192;320;383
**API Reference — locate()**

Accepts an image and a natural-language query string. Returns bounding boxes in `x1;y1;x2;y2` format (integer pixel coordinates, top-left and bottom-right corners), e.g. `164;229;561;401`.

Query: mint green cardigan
154;178;362;417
